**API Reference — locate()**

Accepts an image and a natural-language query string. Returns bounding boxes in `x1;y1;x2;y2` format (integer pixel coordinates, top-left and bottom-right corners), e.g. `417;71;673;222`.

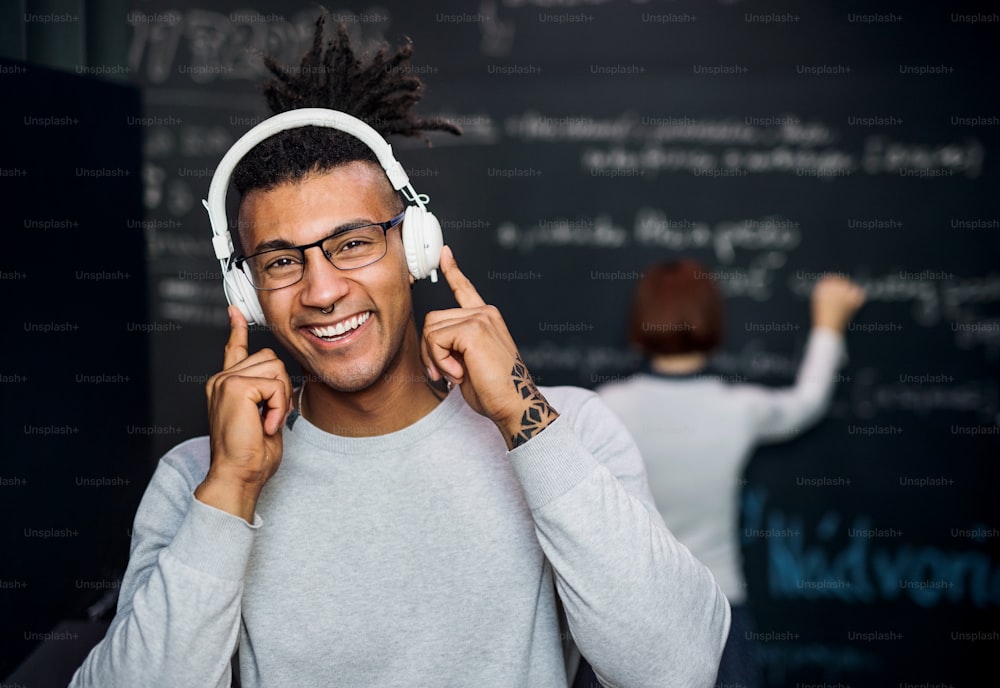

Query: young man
71;20;729;687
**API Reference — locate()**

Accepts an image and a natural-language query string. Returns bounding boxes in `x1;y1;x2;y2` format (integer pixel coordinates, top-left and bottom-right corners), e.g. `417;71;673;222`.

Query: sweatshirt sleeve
740;327;847;444
507;390;731;688
69;452;259;688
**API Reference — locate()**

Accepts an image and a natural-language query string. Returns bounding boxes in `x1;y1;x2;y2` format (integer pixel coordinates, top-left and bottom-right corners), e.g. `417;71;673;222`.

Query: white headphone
202;107;443;325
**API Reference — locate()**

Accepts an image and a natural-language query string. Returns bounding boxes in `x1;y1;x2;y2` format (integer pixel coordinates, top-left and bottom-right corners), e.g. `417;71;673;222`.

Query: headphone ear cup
401;205;443;280
223;268;266;325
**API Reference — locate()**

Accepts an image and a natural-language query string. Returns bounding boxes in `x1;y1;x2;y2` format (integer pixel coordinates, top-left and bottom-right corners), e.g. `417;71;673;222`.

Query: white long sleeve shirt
598;328;846;603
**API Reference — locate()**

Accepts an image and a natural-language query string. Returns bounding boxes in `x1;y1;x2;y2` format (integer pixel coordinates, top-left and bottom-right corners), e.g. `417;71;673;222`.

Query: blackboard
36;1;1000;684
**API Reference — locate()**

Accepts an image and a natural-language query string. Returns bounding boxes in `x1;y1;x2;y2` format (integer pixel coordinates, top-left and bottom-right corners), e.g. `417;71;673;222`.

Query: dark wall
2;60;148;675
11;1;1000;684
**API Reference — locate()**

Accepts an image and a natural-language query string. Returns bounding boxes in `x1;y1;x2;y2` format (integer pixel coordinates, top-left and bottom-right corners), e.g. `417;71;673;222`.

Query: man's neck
299;327;446;437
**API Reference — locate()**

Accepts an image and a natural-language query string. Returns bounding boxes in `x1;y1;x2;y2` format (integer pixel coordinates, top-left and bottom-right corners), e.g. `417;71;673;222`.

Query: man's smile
302;311;372;343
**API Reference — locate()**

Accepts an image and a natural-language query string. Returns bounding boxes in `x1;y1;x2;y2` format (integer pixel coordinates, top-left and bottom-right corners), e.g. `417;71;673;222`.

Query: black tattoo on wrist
510;354;557;448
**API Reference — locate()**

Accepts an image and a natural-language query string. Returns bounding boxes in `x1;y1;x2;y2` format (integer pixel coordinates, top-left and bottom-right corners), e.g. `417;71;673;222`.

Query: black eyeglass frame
232;210;407;291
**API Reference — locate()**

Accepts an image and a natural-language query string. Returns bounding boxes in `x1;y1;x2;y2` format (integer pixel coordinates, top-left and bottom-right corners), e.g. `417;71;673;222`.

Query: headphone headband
203;108;420;262
201;107;443;325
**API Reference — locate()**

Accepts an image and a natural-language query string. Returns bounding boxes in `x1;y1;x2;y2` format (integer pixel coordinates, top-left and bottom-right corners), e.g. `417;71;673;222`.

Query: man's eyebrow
249;218;378;254
251;238;295;254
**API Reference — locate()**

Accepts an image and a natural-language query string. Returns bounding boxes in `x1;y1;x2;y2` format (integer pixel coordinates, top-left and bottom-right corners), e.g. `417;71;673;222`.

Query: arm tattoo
510;354;557;448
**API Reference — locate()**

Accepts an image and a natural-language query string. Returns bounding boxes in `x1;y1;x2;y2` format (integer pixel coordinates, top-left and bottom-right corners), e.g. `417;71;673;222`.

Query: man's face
237;161;414;392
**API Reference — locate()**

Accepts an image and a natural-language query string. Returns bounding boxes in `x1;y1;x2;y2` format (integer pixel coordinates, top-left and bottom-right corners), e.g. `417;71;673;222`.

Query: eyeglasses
234;211;406;291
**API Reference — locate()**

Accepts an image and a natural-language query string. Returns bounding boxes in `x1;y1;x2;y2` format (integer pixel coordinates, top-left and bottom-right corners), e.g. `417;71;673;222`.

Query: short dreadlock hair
231;14;461;198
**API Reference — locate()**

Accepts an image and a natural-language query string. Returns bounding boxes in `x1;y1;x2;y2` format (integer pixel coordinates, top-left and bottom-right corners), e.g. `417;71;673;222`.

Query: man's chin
304;365;383;394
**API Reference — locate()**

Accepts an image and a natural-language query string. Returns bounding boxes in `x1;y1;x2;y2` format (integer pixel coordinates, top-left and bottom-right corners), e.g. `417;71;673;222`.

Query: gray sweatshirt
70;386;730;687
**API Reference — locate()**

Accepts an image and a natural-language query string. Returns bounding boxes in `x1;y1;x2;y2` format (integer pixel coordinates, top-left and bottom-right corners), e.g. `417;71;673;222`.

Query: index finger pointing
223;305;250;370
440;245;486;308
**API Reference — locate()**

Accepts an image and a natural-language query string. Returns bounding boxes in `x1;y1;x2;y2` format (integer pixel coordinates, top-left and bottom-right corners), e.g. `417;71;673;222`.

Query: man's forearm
508;416;730;687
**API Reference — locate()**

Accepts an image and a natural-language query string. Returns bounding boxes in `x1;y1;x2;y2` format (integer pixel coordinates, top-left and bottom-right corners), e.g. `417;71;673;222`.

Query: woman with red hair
598;259;865;687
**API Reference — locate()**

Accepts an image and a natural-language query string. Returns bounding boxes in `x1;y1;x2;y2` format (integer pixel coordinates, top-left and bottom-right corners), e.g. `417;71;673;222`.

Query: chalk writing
709;340;800;380
863;135;984;179
128;8;389;84
497;215;629;250
744;490;1000;609
851;367;998;420
519;341;641;378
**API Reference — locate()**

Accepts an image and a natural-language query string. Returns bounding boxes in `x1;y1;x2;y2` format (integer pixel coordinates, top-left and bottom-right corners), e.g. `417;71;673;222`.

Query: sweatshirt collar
283;388;467;455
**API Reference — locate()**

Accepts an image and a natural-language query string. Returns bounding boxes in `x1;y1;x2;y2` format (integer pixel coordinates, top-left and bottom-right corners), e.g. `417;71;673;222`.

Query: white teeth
309;312;370;339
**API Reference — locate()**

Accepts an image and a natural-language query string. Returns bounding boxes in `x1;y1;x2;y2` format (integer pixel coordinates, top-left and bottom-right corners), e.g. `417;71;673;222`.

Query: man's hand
812;274;867;333
194;306;292;521
421;246;558;450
